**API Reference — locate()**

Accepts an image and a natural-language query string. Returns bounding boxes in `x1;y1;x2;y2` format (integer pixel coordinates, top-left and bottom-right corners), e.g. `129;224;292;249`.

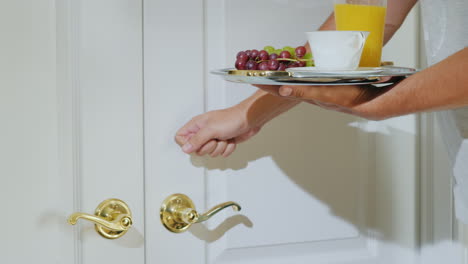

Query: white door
144;0;421;263
2;0;145;263
2;0;424;263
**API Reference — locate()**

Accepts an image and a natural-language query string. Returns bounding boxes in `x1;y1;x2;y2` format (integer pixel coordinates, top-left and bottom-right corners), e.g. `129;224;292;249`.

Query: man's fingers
175;118;202;147
256;84;317;100
197;140;217;156
277;85;375;108
210;140;228;157
278;86;294;97
175;133;193;147
278;85;311;99
222;142;237;157
182;128;215;154
254;85;282;96
197;140;237;158
256;84;383;110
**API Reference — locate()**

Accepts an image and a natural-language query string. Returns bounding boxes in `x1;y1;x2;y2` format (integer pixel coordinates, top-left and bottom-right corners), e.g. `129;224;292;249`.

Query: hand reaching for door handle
175;105;261;158
175;90;302;157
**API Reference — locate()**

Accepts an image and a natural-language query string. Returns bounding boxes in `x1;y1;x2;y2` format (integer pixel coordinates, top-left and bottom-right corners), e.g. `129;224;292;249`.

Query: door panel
143;0;206;262
73;0;145;262
205;1;375;263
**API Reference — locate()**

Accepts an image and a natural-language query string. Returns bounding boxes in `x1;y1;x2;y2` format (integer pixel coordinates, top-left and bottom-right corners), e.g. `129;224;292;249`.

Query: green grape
274;49;283;55
303;52;314;66
282;46;296;58
263;46;275;54
303;53;313;60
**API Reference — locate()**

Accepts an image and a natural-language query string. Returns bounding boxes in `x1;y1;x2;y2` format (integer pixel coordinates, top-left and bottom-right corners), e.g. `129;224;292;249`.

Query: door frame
420;112;456;243
56;0;82;262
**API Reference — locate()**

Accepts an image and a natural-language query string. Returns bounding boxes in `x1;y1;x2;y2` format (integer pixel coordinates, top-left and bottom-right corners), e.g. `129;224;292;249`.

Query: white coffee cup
306;31;369;70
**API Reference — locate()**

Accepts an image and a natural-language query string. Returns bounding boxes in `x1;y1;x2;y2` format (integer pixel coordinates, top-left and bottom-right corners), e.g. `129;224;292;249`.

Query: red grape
295;46;306;58
268;60;279;70
237;51;246;59
289;61;300;68
259;50;269;61
235;59;247;70
269;53;278;60
258;61;269;71
278;63;287;71
246;60;257;70
238;52;249;62
250;49;259;60
279;51;291;59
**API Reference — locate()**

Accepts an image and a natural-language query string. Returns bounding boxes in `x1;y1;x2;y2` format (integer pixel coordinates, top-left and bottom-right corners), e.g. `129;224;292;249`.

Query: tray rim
212;66;417;77
210;66;417;86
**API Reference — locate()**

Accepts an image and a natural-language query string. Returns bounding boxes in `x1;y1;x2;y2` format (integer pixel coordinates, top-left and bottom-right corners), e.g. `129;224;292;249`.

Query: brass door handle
160;193;241;233
68;198;133;239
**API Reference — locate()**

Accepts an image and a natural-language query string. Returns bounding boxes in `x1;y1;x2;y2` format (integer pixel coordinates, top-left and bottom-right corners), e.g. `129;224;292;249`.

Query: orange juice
334;4;386;67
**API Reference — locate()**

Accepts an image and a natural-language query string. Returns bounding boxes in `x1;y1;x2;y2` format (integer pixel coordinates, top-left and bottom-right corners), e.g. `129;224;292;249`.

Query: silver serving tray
211;66;418;86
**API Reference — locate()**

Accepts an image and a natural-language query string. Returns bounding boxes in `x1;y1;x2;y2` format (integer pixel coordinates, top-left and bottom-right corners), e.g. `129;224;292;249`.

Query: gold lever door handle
160;193;241;233
68;198;133;239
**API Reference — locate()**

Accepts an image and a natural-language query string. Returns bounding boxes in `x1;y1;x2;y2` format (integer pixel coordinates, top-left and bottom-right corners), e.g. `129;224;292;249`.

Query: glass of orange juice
334;0;387;67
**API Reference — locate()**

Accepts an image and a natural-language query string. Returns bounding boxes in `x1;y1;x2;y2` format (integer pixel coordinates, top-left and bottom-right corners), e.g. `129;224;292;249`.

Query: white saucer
287;67;384;75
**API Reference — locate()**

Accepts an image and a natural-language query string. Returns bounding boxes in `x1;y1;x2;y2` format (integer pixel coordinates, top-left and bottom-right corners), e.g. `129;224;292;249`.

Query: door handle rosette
160;193;241;233
68;198;133;239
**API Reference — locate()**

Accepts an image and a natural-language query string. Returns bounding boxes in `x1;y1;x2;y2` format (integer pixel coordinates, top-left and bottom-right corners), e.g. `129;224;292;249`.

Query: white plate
287;67;384;75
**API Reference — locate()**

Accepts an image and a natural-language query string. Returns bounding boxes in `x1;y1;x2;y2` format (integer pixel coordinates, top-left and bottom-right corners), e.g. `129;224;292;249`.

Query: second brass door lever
160;193;241;233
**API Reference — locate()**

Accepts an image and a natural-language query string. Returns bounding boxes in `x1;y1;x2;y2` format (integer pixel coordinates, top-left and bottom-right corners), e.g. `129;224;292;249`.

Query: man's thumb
279;86;293;97
279;85;307;99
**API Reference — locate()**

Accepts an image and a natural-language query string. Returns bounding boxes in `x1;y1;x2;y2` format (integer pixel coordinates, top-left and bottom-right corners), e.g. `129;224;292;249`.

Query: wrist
235;90;299;128
226;103;247;127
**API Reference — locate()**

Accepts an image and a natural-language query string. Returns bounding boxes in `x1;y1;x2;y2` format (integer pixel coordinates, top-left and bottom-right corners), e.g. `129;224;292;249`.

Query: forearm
236;90;300;128
359;48;468;119
319;13;336;31
384;0;419;44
